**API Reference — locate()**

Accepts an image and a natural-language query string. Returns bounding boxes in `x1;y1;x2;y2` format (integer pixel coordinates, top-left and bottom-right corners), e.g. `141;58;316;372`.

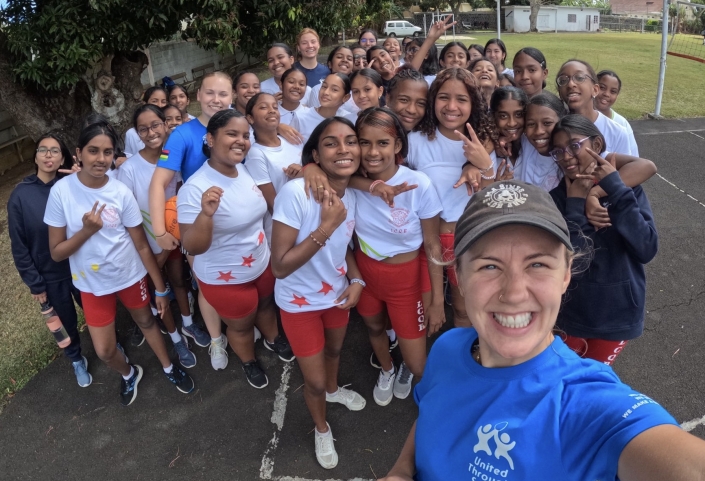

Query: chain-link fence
600;15;663;33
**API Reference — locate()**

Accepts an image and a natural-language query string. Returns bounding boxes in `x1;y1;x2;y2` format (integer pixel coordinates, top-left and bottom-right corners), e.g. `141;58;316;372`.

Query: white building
503;6;601;33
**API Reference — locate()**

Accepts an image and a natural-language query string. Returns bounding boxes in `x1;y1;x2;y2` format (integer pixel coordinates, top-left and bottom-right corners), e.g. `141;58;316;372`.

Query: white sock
327;387;339;397
169;330;182;344
383;366;395;376
211;337;222;344
122;365;135;380
316;425;330;435
163;364;173;374
181;314;193;327
387;329;397;342
150;306;158;316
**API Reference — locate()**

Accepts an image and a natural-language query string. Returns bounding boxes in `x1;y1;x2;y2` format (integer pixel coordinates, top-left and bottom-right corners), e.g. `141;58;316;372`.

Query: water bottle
41;302;71;348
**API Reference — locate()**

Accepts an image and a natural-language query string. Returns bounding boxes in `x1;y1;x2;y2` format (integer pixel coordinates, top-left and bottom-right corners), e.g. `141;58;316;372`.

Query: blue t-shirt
159;119;207;181
294;62;331;88
413;328;678;481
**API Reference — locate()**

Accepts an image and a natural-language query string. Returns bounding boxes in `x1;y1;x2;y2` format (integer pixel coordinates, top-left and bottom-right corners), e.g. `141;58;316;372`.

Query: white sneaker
254;326;262;343
208;334;228;371
373;367;396;406
314;423;338;469
326;385;366;411
393;361;414;399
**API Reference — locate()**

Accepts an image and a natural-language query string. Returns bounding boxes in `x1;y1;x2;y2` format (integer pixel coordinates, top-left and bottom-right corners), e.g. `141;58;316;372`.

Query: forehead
219;116;250;131
438;78;467;93
397;80;428;97
335;48;352;56
497;99;523;111
466;224;563;259
324;75;343;87
39;137;60;147
321;121;356;139
515;52;541;66
268;47;289;57
137;110;162;123
473;60;494;70
202;76;232;90
526;104;559;120
237;73;259;85
358;123;394;139
255;93;277;104
446;45;467;55
361;32;376;38
299;33;318;42
85;134;114;147
287;71;307;81
599;75;619;87
560;61;589;75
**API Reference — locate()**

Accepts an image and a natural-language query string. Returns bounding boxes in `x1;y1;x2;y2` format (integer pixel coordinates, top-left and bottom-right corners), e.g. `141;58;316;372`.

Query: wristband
350;278;366;288
155;232;167;238
461;160;494;173
369;180;385;193
155;286;171;297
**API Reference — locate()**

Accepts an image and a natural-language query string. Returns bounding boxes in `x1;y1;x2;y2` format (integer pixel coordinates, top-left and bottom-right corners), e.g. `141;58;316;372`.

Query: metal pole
653;0;668;117
497;0;501;38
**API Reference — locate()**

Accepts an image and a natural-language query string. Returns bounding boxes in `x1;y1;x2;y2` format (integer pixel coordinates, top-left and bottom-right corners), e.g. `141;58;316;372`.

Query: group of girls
9;20;660;472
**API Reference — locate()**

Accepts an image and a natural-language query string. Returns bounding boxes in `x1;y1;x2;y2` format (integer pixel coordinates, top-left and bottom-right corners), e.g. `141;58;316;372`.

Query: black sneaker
370;338;398;369
264;334;296;362
164;366;194;393
130;324;145;347
242;360;268;389
120;364;143;406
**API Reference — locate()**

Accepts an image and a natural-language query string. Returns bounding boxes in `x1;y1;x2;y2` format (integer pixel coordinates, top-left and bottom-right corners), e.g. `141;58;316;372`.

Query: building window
568;14;577;23
594;15;599;23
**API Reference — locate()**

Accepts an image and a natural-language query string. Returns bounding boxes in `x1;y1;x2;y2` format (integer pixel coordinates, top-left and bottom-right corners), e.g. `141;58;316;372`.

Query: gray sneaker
173;335;196;368
208;334;228;371
373;367;396;406
72;356;92;388
393;361;414;399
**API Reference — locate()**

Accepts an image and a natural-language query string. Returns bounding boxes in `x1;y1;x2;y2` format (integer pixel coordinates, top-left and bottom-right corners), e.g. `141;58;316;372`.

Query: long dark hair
355;107;408;165
143;86;167;103
34;132;73;177
485;38;508;68
202;109;248;158
407;37;439;75
302;117;356;166
439;42;470;67
550;114;606;154
132;104;166;130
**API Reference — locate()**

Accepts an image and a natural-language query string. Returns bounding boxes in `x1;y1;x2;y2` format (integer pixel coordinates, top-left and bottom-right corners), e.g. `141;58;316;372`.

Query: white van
383;20;422;38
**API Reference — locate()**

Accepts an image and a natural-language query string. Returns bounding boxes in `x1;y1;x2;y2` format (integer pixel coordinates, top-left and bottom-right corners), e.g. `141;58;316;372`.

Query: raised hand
428;15;457;41
453;164;481;195
320;189;347;232
302;163;331;202
201;186;224;217
577;149;617;184
565;160;596;199
496;159;514;181
371;181;418;208
455;123;493;172
82;201;105;235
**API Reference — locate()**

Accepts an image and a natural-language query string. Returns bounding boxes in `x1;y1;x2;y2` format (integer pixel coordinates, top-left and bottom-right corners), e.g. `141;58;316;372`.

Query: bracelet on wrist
369;180;385;193
155;232;167;238
317;226;330;240
350;278;366;288
309;231;326;248
461;160;494;174
155;286;171;297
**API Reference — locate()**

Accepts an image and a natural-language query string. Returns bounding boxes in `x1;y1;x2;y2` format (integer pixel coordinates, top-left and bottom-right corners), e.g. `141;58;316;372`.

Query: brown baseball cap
454;180;573;258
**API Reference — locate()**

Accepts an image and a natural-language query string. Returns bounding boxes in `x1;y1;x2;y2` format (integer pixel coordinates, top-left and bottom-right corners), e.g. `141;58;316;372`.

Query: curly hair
418;67;496;144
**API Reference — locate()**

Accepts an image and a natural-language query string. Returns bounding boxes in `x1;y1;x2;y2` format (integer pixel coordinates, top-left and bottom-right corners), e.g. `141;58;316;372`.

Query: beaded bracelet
155;286;172;297
350;278;366;288
369;180;385;193
317;226;330;240
309;232;326;248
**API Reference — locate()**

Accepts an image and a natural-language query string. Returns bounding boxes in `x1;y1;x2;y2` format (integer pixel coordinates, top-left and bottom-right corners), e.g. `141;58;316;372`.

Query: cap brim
455;214;574;259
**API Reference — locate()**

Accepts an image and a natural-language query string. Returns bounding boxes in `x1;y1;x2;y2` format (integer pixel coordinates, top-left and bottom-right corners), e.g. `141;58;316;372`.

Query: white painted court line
688;131;705;140
637;129;705;136
681;414;705;432
656;173;705;209
260;363;293;479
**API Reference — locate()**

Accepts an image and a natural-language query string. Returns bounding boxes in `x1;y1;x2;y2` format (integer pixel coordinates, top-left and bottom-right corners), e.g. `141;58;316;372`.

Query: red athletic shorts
355;250;426;340
418;247;431;294
563;335;628;366
280;307;349;357
81;276;150;327
439;232;458;286
197;265;275;320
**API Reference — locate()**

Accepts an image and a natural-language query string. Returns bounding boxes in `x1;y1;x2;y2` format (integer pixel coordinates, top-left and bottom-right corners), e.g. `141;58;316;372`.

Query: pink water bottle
41;302;71;348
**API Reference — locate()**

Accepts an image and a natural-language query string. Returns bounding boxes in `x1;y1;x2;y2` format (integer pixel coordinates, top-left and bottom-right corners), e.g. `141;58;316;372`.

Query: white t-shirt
116;153;180;254
44;175;147;296
307;83;357;113
611;109;639;157
273;179;356;313
406;129;498;223
513;135;563;192
177;162;269;285
247;137;304;242
278;103;310;127
594;111;630;156
124;128;144;157
262;76;313;105
501;67;514;78
354;166;442;260
424;75;437;86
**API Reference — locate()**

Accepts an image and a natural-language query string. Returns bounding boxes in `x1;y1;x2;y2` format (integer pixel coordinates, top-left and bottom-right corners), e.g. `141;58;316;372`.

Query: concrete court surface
1;118;704;481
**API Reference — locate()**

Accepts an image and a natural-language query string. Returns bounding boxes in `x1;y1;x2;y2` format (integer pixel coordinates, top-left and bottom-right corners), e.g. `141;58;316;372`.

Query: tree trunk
0;50;147;151
529;0;542;32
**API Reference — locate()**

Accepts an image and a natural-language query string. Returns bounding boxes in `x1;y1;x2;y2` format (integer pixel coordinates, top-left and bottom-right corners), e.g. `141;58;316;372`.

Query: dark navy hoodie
8;174;72;294
550;171;658;341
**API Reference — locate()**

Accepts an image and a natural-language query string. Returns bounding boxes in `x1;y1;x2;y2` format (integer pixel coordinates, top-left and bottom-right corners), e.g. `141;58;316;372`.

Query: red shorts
439;232;458;287
563;335;628;366
280;307;349;357
81;277;150;327
197;265;275;319
418;247;431;294
355;250;426;340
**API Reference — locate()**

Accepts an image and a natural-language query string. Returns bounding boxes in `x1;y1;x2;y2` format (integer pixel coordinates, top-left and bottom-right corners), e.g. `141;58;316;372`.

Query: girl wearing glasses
555;60;633;156
8;133;89;387
548;114;657;365
358;29;378;51
124;86;168;156
351;43;368;72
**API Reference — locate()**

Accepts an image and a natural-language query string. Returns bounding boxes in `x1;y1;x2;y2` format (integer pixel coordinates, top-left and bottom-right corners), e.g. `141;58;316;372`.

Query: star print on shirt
290;294;310;308
336;266;346;277
257;231;265;246
318;281;334;295
217;271;235;282
241;254;255;267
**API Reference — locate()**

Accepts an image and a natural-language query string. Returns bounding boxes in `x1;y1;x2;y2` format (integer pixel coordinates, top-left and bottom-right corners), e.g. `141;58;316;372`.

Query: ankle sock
181;314;193;327
122;365;135;380
163;364;173;374
387;329;397;343
211;336;222;344
150;305;158;316
169;330;182;343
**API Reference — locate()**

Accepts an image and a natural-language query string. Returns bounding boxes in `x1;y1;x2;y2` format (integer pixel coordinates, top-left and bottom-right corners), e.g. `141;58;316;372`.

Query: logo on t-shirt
345;219;355;238
388;208;410;231
101;206;120;229
483;184;528;209
252;184;264;198
470;421;516;477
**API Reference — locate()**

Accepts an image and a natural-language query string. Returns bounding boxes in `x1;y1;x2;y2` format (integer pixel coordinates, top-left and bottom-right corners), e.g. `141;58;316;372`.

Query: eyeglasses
353;55;366;61
137;122;165;136
359;38;376;44
37;147;61;156
556;73;595;87
549;137;592;162
406;47;420;54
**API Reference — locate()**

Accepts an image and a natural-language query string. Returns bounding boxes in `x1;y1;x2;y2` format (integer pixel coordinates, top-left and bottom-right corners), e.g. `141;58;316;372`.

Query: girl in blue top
380;180;705;481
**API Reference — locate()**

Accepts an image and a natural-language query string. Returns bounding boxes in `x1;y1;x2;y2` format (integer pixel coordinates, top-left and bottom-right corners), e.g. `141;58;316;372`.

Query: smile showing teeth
493;312;532;329
534;139;548;145
334;159;352;164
